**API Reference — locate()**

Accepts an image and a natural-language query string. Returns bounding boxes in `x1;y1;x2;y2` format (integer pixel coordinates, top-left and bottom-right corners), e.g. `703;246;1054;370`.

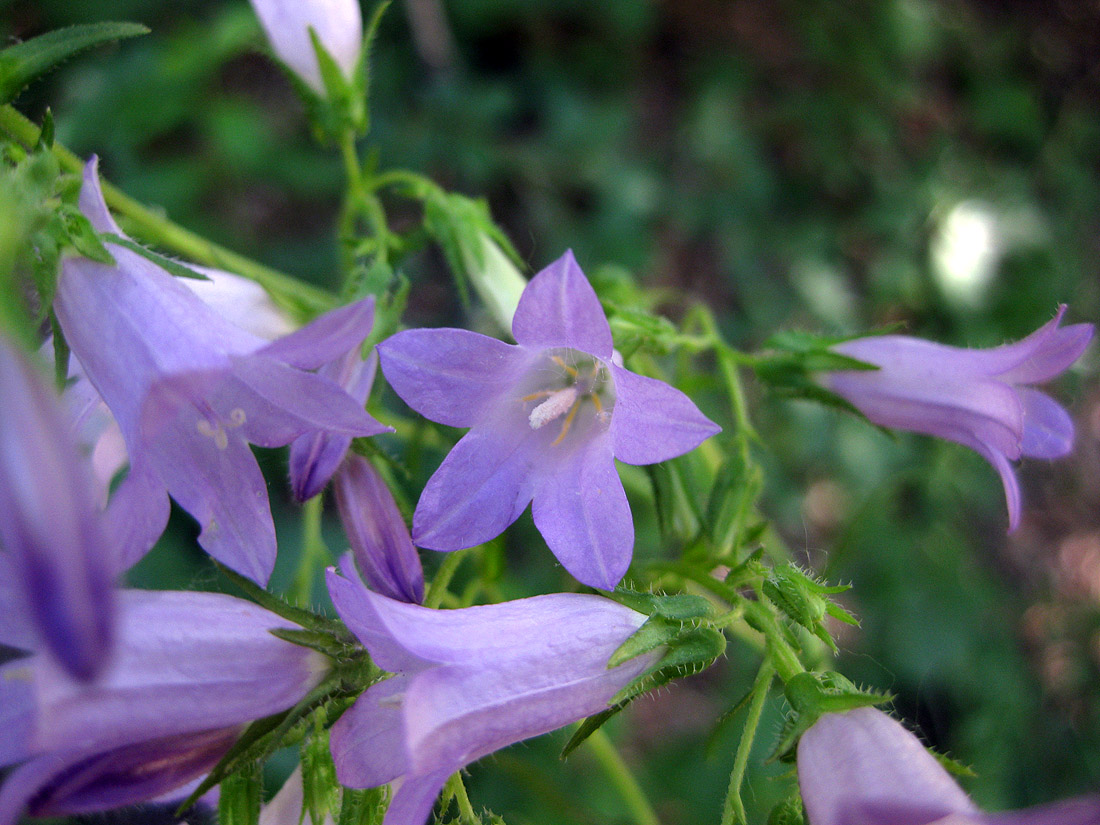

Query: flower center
195;407;247;450
520;351;612;446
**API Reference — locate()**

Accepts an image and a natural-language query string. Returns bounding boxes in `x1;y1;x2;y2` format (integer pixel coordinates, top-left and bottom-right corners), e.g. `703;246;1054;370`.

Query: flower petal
511;251;613;358
0;337;115;682
32;590;325;756
102;462;171;575
334;456;424;604
250;0;364;91
969;439;1023;532
329;676;411;788
531;432;633;590
0;661;33;767
403;645;652;776
412;413;543;551
797;708;980;825
609;363;721;465
77;157;122;236
378;328;532;428
328;577;645;671
978;796;1100;825
259;297;375;371
384;771;452;825
142;415;277;584
1018;388;1075;459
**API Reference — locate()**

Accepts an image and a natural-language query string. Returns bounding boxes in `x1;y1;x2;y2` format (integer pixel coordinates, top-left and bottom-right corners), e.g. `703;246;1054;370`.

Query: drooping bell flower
824;307;1092;530
325;560;656;825
0;336;114;682
0;590;328;824
54;158;390;584
333;454;424;604
797;707;1100;825
378;251;720;590
250;0;363;93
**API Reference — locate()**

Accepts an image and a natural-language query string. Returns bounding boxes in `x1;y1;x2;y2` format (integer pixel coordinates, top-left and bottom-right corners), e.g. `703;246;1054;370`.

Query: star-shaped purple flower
798;707;1100;825
825;307;1093;531
378;251;720;590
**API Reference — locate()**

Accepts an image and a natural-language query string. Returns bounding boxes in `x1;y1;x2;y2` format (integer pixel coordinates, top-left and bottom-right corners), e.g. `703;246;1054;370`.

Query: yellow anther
551;355;578;378
591;393;603;415
521;390;555;403
551;400;581;446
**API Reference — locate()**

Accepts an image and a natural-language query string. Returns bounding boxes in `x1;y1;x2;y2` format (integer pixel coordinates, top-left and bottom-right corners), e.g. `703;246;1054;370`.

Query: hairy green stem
586;728;660;825
0;105;334;318
719;660;774;825
443;772;478;823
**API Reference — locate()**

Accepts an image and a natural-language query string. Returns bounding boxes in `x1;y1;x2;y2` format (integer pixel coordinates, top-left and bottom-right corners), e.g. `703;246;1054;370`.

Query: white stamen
196;418;229;450
528;387;578;430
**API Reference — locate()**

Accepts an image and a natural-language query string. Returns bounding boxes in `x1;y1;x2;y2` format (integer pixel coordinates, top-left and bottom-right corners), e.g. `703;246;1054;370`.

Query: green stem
289;496;328;605
586;728;660;825
719;660;774;825
0;105;334;318
424;549;468;609
443;772;478;823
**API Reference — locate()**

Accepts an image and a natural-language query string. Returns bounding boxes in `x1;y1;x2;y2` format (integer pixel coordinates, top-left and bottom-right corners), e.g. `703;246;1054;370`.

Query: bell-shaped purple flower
333;454;424;604
325;561;656;825
0;590;328;824
250;0;363;92
0;336;114;682
289;344;378;502
797;707;1100;825
54;158;390;584
378;251;720;590
825;307;1093;531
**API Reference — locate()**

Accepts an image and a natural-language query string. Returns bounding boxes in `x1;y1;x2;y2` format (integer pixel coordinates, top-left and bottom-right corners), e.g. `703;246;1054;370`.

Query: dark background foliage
4;0;1099;822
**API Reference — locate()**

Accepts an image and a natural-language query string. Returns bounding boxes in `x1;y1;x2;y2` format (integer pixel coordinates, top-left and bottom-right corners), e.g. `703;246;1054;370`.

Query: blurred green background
4;0;1099;823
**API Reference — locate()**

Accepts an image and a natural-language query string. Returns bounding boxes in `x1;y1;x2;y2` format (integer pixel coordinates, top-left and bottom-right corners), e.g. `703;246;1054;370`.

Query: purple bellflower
0;336;115;682
825;307;1093;531
250;0;363;92
325;561;657;825
54;158;390;584
797;707;1100;825
334;454;425;603
378;251;720;590
0;590;327;824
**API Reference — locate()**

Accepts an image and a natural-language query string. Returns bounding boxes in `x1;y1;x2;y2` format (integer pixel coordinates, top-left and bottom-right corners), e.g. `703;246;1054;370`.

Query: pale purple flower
289;343;378;502
378;251;720;589
250;0;364;92
825;307;1093;531
0;590;327;824
0;336;114;682
54;158;390;584
325;561;656;825
334;454;424;603
797;707;1100;825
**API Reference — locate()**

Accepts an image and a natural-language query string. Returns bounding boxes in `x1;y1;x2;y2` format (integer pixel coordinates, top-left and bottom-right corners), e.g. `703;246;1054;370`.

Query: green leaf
0;22;149;104
355;0;393;131
218;762;262;825
99;233;209;280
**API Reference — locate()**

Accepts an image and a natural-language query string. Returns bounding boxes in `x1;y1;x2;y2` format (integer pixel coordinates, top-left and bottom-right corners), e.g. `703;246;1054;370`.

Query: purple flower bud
54;158;390;584
0;337;114;682
250;0;364;92
797;707;1100;825
289;342;378;502
334;456;424;603
325;562;656;825
377;250;721;590
824;307;1093;530
0;590;328;824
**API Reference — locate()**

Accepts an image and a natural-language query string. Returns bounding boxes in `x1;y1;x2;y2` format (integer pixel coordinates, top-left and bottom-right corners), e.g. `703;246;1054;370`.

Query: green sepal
646;457;703;547
935;751;978;779
57;208;114;264
352;1;392;136
608;587;713;621
218;761;262;825
213;560;349;637
560;705;621;759
770;671;892;762
269;627;353;659
762;565;857;653
337;786;390;825
0;22;149;105
704;452;764;560
302;720;340;825
607;615;681;668
767;793;806;825
610;625;726;706
606;303;679;357
99;233;210;280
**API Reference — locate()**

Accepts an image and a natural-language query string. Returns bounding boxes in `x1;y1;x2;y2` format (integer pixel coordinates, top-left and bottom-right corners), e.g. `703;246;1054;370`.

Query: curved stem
424;548;468;609
719;660;774;825
586;728;660;825
289;496;328;605
0;105;334;318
